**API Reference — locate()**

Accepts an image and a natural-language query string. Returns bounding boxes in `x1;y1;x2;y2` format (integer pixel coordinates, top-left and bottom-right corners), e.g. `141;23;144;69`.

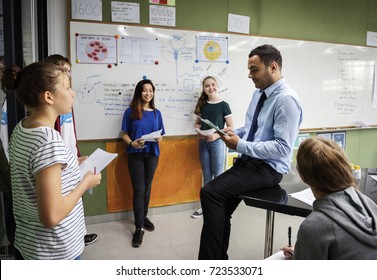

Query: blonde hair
296;137;356;194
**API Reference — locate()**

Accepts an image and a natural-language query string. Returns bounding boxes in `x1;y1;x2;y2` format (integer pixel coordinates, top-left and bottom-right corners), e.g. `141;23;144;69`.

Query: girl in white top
3;61;101;259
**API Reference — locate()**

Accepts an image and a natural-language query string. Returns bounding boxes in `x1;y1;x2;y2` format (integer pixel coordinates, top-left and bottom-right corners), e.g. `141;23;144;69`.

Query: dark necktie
247;91;267;142
241;91;267;160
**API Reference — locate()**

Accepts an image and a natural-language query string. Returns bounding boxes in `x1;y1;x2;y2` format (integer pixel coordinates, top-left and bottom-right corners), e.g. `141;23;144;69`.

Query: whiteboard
70;21;377;140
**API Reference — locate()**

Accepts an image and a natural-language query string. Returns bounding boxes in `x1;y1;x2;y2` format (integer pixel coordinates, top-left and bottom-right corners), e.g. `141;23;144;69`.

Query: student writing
282;137;377;260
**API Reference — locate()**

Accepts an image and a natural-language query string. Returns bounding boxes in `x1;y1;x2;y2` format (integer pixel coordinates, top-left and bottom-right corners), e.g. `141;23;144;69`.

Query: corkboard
106;138;202;212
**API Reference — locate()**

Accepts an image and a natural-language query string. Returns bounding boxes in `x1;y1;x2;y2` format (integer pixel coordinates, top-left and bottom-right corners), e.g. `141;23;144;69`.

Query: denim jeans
199;138;226;185
127;153;159;229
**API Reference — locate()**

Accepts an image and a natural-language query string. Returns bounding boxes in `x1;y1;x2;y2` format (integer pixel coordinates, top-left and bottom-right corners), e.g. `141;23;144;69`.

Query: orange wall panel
106;138;202;212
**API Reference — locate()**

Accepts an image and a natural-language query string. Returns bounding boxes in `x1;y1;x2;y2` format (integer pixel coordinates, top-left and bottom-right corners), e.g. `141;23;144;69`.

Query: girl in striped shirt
2;61;101;259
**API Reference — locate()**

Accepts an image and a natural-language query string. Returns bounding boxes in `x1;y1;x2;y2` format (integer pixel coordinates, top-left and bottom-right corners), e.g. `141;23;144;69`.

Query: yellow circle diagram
203;41;221;61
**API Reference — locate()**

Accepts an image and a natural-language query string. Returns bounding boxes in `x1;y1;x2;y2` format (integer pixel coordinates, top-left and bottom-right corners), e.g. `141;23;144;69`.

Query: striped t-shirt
9;120;86;259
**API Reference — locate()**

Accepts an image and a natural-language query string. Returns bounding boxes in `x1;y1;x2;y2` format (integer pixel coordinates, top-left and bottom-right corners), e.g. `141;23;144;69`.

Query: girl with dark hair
4;62;101;259
44;54;98;246
121;79;165;248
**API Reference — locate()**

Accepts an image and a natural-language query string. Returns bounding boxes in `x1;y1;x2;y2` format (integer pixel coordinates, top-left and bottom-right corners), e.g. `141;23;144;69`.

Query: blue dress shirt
234;78;303;174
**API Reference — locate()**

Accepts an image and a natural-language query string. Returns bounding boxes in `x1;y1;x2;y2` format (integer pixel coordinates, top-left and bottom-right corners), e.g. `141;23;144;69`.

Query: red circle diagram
85;41;108;62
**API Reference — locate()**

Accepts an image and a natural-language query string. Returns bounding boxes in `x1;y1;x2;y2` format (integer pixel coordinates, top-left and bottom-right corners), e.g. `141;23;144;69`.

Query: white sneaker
191;208;203;218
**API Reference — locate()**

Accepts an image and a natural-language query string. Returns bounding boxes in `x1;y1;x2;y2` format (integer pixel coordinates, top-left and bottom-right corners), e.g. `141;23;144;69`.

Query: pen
94;166;96;174
288;226;292;247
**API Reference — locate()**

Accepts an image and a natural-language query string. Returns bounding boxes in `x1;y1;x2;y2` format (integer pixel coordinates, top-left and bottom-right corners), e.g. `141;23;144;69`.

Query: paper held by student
289;187;315;206
79;148;118;181
197;116;227;135
264;250;286;260
136;129;163;142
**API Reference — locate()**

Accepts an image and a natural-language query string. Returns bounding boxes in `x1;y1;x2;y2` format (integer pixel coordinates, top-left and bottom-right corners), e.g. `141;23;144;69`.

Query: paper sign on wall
228;13;250;34
367;31;377;47
111;1;140;23
149;5;176;27
71;0;102;21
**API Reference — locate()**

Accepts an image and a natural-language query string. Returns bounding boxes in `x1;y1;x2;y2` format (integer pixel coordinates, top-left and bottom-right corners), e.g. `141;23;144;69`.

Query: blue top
234;78;303;174
121;109;165;156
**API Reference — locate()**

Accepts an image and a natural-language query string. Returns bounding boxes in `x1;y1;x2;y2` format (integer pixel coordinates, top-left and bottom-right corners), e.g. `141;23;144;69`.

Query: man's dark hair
249;44;282;69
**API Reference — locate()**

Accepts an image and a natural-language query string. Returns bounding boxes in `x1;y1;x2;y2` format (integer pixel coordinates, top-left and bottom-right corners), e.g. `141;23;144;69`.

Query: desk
240;183;311;258
240;168;375;258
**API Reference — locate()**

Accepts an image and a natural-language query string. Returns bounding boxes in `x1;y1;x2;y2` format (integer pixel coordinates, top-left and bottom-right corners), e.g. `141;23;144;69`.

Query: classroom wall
52;0;377;216
47;1;68;56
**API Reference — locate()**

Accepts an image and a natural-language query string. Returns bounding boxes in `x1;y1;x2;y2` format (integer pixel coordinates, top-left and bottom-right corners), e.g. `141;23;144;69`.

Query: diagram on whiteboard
160;34;195;83
160;34;191;63
85;40;108;62
161;69;228;123
75;34;117;64
120;36;158;64
77;75;102;104
196;35;228;63
203;41;221;61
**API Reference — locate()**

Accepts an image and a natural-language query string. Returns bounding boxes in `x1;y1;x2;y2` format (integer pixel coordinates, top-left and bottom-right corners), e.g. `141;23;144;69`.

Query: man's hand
219;128;239;150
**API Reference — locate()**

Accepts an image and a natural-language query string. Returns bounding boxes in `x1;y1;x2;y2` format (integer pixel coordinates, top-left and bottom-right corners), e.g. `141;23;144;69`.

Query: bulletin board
70;21;377;140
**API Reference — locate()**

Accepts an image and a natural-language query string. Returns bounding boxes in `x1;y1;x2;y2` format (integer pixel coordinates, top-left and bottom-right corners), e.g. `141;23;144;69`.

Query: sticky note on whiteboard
366;31;377;47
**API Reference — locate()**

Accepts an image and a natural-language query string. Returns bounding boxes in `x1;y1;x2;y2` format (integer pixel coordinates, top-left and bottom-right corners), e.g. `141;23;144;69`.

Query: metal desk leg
264;210;275;258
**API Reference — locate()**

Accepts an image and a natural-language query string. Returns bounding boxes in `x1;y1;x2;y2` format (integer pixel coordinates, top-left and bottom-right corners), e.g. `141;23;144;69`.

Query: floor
80;201;305;260
1;165;306;260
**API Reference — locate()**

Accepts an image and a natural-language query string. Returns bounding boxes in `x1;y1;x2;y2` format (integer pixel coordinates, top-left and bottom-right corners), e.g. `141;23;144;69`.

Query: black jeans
128;153;159;229
198;157;283;260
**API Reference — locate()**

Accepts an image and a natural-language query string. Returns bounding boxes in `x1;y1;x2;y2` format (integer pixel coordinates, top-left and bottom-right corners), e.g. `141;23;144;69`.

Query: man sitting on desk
198;44;303;260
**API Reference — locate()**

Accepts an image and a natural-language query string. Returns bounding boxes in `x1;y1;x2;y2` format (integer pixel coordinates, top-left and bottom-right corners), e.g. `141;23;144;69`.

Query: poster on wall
75;34;118;64
332;131;346;150
149;4;175;27
228;13;250;34
196;35;229;63
111;1;140;23
71;0;102;21
120;36;158;64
